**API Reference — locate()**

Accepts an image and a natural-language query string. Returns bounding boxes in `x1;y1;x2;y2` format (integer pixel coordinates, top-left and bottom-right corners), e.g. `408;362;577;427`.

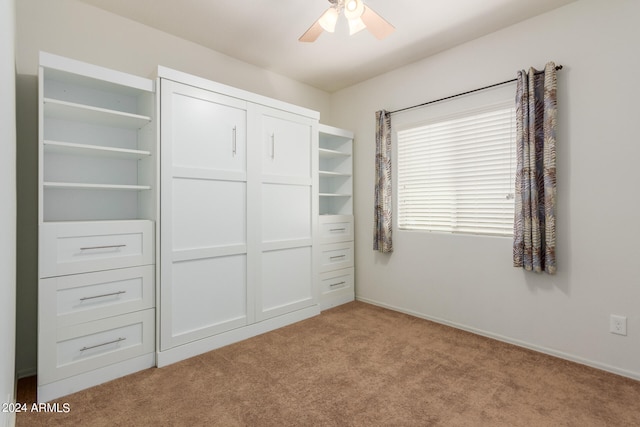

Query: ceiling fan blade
299;10;328;43
361;6;395;40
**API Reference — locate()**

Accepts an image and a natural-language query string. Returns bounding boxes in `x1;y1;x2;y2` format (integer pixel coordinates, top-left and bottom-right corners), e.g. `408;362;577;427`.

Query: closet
157;67;320;365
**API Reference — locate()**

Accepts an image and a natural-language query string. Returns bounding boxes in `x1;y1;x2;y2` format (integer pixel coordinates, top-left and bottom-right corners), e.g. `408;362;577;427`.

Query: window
397;100;516;237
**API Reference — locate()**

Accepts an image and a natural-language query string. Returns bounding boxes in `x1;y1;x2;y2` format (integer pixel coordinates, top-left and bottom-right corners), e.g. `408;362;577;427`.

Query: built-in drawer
319;267;354;296
319;242;353;272
40;265;154;329
40;220;154;278
319;215;353;244
38;309;154;385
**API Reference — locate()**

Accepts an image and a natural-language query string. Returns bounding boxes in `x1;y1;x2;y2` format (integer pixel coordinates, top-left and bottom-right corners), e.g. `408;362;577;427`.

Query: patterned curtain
513;62;557;274
374;110;393;253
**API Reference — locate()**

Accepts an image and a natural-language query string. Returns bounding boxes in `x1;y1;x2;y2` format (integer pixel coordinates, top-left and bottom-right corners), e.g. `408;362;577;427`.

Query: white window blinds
397;103;516;236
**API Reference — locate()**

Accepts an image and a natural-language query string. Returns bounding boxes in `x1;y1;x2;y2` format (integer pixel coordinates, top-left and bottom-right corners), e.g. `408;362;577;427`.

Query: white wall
14;0;332;377
0;0;17;424
330;0;640;379
15;0;330;116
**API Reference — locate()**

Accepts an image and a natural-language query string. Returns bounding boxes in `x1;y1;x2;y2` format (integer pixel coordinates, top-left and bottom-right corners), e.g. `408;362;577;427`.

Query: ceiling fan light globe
344;0;365;20
318;7;339;32
348;17;367;35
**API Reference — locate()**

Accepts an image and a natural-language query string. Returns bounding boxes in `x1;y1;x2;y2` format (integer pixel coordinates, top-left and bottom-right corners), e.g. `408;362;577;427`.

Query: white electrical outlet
610;314;627;336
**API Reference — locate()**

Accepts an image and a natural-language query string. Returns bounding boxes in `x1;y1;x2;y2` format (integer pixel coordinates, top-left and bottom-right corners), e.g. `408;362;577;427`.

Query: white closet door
160;80;248;350
261;112;312;179
251;105;318;321
170;81;246;175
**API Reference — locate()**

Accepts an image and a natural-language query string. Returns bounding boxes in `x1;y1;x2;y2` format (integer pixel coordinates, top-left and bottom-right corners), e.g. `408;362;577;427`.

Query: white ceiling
76;0;576;92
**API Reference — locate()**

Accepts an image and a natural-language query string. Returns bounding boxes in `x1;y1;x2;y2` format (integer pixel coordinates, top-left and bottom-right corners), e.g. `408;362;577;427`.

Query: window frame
392;83;517;238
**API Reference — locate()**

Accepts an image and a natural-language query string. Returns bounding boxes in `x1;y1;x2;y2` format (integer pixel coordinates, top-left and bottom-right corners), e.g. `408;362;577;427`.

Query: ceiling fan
299;0;395;42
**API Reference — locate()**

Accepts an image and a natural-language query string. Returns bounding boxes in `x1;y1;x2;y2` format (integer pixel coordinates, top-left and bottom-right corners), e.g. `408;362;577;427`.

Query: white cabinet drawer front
319;268;354;295
319;215;354;243
41;220;154;277
39;309;154;385
320;243;354;272
40;266;154;328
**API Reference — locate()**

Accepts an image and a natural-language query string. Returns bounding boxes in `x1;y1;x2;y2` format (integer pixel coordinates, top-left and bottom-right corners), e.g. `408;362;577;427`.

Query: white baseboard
320;294;354;311
37;353;156;403
15;368;37;380
356;296;640;381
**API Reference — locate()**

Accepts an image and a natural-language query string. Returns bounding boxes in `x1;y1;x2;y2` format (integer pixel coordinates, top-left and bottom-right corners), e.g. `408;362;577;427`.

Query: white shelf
43;182;151;191
319;170;352;178
319;148;351;159
319;193;351;197
44;140;151;160
41;52;154;94
44;98;151;129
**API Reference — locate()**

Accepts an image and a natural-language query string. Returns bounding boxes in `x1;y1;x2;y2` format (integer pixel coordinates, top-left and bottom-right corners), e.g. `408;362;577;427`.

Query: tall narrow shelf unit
37;53;156;402
318;124;355;309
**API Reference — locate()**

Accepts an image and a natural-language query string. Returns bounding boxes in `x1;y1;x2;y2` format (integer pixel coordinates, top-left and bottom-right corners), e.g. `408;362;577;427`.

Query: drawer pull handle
329;228;346;232
330;281;346;288
80;337;126;352
79;290;126;301
330;255;346;260
79;244;126;251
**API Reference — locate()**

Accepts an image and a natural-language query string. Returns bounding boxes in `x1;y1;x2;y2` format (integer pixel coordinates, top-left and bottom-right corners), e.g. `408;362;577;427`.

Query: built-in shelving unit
317;124;354;310
37;52;156;403
39;53;156;222
319;125;353;216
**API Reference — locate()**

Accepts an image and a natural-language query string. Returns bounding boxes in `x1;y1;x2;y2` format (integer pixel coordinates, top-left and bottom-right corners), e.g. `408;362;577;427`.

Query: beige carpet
17;301;640;426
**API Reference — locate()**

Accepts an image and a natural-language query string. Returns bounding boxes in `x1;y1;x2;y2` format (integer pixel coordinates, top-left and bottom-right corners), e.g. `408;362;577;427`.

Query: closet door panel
262;184;311;243
160;78;249;351
254;104;318;322
261;114;312;179
261;247;312;315
170;84;246;174
169;255;247;347
172;178;246;250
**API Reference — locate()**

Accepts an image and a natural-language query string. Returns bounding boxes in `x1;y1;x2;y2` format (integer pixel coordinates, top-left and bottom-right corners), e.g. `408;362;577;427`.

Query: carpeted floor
16;301;640;426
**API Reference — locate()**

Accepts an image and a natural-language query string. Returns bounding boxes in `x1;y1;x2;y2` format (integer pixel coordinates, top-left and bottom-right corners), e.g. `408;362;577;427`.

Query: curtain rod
389;65;563;115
